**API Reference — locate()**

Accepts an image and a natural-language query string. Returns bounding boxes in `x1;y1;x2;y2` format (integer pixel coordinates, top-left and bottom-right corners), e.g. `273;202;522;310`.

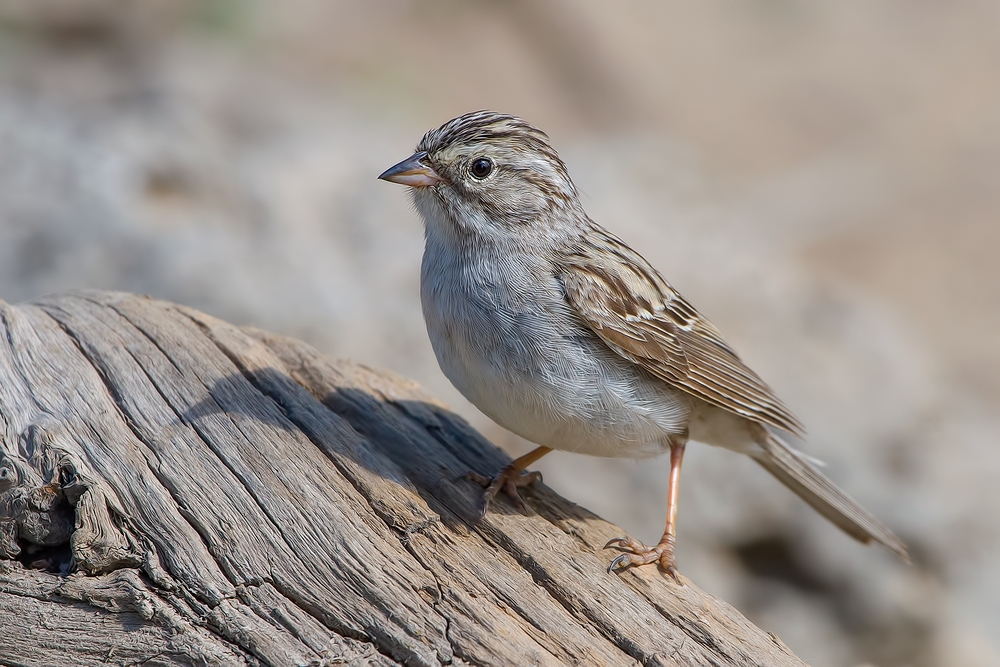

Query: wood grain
0;290;806;667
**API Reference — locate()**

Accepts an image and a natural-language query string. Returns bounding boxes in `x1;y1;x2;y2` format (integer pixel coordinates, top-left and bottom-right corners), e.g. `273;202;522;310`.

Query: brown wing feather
559;231;805;436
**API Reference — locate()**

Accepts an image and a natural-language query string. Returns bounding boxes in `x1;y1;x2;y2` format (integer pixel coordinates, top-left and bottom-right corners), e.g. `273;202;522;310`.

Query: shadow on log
0;290;805;667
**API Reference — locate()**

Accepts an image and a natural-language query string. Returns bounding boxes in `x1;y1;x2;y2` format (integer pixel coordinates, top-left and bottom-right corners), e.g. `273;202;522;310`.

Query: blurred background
0;1;997;665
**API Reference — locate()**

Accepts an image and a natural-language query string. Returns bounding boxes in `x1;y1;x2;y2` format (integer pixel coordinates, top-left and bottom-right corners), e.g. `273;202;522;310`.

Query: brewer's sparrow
379;111;908;578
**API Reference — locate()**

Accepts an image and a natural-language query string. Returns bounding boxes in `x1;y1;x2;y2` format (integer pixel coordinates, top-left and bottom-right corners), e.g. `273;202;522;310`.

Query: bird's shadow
179;366;590;530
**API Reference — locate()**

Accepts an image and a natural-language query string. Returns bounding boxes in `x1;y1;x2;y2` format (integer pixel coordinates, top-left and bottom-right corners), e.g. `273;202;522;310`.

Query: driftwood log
0;290;805;667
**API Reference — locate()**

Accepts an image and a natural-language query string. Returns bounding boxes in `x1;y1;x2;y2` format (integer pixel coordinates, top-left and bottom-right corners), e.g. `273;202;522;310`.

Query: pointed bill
378;151;443;187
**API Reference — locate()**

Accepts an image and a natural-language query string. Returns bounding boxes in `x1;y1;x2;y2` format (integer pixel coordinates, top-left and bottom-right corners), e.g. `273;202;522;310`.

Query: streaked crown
417;111;566;173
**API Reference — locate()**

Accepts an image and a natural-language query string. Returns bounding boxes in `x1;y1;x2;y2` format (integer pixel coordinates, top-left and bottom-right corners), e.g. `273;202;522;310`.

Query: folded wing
559;229;805;436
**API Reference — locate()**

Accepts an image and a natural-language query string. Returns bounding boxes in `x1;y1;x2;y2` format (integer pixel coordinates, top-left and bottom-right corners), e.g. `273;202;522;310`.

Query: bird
378;110;908;579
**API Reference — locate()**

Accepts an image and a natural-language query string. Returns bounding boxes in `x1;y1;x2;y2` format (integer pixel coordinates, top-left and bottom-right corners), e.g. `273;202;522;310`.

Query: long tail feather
751;433;909;562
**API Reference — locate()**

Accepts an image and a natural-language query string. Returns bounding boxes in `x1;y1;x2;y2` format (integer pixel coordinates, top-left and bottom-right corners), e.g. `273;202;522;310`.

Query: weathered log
0;290;805;667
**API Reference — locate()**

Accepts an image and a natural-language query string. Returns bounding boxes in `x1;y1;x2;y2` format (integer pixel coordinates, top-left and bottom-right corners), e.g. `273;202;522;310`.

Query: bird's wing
558;231;805;436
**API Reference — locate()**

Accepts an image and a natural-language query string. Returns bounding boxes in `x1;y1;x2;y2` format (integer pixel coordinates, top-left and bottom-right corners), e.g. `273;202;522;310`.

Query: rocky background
0;2;997;665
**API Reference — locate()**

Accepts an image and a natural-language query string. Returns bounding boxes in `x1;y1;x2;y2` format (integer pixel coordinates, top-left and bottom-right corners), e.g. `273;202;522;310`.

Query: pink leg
605;438;686;582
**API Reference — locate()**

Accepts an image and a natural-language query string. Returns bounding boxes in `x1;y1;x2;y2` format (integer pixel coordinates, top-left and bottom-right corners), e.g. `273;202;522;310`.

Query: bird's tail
751;432;909;562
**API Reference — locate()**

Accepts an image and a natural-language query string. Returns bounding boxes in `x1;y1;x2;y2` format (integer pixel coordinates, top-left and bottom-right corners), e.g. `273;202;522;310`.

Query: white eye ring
469;157;494;179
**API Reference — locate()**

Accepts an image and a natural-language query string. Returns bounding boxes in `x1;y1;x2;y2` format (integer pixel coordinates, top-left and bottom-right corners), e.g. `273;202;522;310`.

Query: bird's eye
469;157;493;179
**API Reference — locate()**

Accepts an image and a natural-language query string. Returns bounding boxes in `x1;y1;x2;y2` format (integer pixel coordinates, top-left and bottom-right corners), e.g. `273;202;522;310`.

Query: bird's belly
427;312;689;459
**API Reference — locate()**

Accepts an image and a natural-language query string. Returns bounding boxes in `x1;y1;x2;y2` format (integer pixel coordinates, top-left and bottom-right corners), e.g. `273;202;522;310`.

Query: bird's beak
378;151;443;187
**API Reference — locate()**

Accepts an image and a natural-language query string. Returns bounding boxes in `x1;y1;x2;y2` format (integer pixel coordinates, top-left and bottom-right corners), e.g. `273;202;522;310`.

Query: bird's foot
464;464;543;517
604;535;681;583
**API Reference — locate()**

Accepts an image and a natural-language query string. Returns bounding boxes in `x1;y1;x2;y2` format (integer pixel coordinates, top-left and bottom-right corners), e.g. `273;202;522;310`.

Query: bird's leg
606;438;686;582
465;446;552;517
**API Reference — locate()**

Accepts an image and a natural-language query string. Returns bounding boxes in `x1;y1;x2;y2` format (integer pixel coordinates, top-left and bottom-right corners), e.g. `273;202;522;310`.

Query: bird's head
379;111;581;241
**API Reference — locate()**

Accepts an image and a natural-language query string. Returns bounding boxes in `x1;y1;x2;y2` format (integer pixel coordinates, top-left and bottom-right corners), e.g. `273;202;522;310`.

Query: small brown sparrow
379;111;908;578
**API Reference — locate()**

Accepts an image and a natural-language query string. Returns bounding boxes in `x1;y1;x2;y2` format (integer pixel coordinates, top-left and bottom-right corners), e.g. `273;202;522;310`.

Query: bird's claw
603;536;632;550
463;466;542;517
607;553;632;574
462;471;492;486
603;535;681;583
